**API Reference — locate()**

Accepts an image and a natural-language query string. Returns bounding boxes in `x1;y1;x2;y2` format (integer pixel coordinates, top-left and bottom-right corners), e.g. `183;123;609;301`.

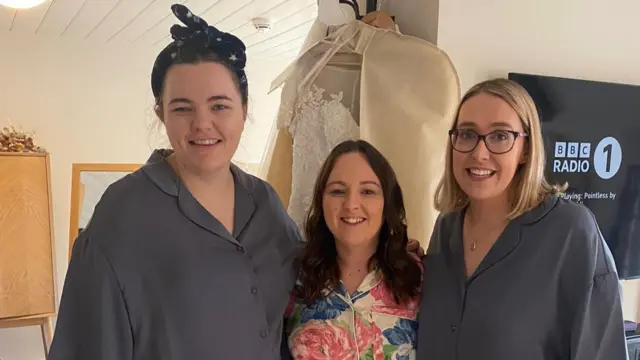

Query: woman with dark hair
285;140;423;359
48;4;301;360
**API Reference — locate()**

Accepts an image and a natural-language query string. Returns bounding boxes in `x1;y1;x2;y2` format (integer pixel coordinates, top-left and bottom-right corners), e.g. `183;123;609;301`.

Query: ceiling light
0;0;47;9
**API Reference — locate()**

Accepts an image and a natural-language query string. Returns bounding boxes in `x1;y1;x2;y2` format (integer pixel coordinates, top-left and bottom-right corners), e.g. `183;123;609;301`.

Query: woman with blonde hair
416;78;628;360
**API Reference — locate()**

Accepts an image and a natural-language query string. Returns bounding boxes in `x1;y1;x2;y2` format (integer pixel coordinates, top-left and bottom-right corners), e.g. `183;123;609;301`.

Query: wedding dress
285;65;361;230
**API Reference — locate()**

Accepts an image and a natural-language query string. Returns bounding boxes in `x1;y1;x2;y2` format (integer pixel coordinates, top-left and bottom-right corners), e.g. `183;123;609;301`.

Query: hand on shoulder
407;238;425;258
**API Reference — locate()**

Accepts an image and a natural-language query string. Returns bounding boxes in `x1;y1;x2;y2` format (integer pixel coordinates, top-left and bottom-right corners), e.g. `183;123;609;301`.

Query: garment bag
270;20;460;245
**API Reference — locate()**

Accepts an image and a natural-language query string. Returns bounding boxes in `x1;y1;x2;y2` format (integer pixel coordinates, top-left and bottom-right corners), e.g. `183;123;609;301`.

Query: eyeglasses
449;129;528;154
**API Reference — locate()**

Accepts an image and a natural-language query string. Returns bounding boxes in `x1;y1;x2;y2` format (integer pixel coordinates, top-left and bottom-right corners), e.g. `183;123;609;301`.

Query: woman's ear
155;105;164;123
519;146;529;164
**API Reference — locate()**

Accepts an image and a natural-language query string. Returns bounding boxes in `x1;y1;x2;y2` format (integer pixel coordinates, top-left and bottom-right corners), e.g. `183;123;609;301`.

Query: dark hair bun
151;3;248;98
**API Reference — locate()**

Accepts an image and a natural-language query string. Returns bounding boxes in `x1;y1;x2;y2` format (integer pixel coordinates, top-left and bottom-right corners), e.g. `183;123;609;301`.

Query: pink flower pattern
286;257;423;359
290;320;355;359
370;281;419;319
354;314;384;359
370;252;423;319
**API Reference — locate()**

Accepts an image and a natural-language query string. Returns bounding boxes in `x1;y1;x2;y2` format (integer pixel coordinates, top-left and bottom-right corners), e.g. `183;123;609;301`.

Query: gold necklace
466;218;508;251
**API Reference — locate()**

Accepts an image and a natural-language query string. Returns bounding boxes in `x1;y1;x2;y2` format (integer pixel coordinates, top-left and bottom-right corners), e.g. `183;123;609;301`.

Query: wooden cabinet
0;152;56;354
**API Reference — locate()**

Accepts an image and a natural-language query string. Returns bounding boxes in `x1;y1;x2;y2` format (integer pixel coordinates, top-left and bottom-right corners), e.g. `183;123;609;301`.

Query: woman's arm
48;232;133;360
426;214;446;255
569;272;627;360
565;208;628;360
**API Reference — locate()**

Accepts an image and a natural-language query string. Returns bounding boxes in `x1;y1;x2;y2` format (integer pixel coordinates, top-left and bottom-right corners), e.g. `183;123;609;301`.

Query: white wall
438;0;640;320
0;33;287;360
381;0;439;44
4;0;640;357
438;0;640;92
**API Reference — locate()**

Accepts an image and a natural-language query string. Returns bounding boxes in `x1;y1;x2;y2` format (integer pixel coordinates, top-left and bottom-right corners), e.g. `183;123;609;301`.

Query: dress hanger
341;0;395;22
338;0;362;20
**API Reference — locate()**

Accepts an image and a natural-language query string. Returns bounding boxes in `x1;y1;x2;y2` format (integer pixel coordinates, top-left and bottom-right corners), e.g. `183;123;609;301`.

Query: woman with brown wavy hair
284;140;423;360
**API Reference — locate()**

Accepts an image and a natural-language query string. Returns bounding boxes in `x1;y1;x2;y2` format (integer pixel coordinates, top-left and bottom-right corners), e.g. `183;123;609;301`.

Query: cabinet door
0;154;55;319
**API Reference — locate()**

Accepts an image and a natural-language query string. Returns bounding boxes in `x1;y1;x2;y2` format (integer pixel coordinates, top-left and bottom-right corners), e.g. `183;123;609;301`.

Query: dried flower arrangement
0;125;46;153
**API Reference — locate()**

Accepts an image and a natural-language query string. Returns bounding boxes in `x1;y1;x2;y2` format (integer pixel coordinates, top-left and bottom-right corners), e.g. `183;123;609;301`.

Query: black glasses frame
449;129;528;154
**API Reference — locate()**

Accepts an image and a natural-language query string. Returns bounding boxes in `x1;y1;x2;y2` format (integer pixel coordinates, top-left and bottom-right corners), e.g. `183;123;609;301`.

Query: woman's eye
212;104;228;111
459;130;476;140
490;131;510;142
172;107;190;113
328;189;346;196
361;189;376;195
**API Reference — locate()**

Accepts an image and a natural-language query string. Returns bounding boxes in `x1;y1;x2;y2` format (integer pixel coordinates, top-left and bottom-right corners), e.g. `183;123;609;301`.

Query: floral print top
285;258;422;360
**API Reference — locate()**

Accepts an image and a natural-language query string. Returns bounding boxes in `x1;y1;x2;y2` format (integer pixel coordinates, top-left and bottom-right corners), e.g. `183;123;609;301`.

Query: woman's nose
342;191;361;210
472;138;491;160
192;108;214;130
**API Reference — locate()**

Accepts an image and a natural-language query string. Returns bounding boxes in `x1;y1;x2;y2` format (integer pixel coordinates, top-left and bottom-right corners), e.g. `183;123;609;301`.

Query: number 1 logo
593;137;623;179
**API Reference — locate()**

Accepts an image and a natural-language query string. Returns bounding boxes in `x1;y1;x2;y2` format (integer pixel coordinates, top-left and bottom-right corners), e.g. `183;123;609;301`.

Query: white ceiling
0;0;318;59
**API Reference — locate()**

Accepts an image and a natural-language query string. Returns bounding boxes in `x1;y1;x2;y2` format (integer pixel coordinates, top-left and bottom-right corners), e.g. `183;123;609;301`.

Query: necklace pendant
471;240;477;251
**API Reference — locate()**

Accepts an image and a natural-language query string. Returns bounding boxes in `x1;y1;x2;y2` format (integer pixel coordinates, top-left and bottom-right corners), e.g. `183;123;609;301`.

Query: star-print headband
151;4;248;100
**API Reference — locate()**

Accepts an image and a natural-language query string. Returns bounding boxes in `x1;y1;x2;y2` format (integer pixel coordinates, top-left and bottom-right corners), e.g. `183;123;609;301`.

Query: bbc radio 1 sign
553;136;623;180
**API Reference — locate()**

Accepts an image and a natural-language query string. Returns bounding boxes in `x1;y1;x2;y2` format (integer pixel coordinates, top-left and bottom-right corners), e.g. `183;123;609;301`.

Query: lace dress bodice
287;83;360;231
